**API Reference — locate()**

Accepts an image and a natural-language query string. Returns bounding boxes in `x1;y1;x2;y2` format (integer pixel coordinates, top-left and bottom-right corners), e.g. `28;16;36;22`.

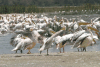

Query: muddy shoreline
0;51;100;67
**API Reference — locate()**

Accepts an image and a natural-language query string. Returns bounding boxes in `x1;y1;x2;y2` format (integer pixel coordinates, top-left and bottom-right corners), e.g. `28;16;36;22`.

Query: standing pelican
39;27;66;55
10;34;23;53
71;30;86;42
13;27;45;54
54;36;64;53
54;33;73;53
72;26;99;51
12;36;35;54
11;36;25;53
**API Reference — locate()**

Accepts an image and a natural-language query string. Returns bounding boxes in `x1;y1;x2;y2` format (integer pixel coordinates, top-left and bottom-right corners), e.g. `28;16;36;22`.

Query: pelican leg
85;48;86;52
40;45;42;54
59;48;61;53
15;50;17;53
83;48;85;51
27;49;31;54
20;50;23;53
40;51;42;54
77;48;79;52
27;51;29;54
83;47;86;52
63;47;64;53
47;49;49;55
29;50;31;54
81;48;83;52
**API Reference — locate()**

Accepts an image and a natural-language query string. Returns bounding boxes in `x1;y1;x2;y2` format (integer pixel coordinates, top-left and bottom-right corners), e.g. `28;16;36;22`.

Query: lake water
0;14;100;54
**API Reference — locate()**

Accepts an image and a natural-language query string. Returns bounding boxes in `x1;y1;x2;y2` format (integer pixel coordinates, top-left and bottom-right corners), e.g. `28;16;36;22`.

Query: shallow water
0;14;100;54
0;33;100;54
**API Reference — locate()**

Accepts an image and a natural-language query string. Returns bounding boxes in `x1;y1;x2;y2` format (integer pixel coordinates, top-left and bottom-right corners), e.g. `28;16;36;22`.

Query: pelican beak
87;26;99;32
44;20;47;24
93;39;96;44
61;27;66;30
32;20;35;24
78;22;91;26
30;28;34;31
95;32;100;37
60;21;63;24
50;30;56;34
21;37;26;39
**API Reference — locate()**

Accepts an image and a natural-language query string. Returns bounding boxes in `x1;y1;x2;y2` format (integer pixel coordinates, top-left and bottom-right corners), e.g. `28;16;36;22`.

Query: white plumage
12;37;33;52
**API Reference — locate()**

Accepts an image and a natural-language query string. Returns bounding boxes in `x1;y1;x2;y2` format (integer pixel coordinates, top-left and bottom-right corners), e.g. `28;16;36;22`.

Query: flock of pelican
0;13;100;55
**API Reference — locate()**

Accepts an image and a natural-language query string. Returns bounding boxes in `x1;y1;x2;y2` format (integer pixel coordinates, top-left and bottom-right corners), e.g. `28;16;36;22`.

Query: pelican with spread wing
72;26;99;51
39;27;66;55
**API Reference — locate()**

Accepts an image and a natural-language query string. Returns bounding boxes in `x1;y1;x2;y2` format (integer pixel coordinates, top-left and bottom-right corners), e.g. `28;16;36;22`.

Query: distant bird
13;23;24;31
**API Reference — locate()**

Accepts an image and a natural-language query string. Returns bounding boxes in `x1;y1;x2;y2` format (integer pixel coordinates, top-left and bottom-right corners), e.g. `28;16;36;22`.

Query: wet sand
0;51;100;67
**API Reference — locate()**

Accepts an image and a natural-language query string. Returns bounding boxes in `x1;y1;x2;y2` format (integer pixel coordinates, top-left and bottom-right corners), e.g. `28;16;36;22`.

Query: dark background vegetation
0;0;100;14
0;0;100;6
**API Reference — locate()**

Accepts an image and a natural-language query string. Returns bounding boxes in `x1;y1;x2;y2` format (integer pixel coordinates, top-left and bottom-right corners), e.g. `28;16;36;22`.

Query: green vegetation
0;0;100;14
0;0;100;6
0;5;38;14
0;4;100;14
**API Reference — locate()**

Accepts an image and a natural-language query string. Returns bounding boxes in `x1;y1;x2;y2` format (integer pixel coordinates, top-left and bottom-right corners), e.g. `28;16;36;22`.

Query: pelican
54;33;74;53
72;33;91;51
22;36;35;54
10;34;23;53
12;36;35;54
71;30;86;42
39;27;66;55
14;25;47;53
54;36;66;53
24;42;36;54
72;26;99;51
13;23;24;31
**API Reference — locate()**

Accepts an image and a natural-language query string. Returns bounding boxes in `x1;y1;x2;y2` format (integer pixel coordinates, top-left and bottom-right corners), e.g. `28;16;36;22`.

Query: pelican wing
11;40;24;51
47;27;66;42
39;43;45;51
14;30;24;34
22;38;33;48
71;30;86;42
47;29;64;42
54;36;61;44
72;33;90;48
39;27;65;51
59;34;73;43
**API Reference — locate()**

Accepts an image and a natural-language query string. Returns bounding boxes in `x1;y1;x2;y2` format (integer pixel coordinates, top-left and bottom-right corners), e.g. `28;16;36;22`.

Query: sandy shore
0;51;100;67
